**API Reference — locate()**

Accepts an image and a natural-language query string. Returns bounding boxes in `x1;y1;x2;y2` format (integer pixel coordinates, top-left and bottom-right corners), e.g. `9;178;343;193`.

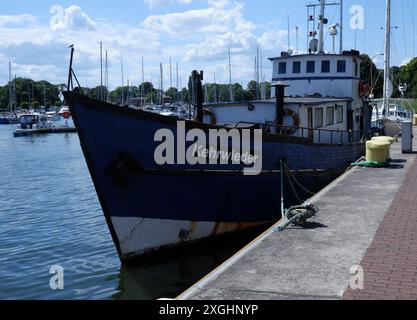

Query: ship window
326;107;334;126
293;61;301;74
278;62;287;74
321;61;331;73
307;61;315;73
314;108;323;128
336;105;344;123
337;60;346;73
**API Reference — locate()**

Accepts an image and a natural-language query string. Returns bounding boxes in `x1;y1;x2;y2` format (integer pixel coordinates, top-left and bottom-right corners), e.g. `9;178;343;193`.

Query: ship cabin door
307;108;313;140
347;109;354;132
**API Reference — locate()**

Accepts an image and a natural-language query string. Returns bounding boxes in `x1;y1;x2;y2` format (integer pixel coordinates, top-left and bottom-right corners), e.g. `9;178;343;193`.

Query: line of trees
360;54;417;99
81;80;272;106
2;56;417;111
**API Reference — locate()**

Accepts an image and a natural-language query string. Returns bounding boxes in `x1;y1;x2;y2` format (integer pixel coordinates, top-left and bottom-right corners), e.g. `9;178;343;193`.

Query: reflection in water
112;228;268;300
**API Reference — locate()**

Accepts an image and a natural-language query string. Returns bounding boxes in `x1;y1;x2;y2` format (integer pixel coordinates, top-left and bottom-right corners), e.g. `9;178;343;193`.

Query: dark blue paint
65;93;365;223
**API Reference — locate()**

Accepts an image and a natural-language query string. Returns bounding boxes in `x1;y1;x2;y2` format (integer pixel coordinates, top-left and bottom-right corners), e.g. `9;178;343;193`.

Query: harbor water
0;124;264;300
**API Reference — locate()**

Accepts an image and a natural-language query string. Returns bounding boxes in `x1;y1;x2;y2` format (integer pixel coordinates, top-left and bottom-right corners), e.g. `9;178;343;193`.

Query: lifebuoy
63;111;71;119
195;108;217;125
283;109;300;135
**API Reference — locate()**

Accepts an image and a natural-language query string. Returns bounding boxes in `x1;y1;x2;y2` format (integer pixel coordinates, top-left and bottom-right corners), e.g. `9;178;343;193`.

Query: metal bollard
402;121;413;154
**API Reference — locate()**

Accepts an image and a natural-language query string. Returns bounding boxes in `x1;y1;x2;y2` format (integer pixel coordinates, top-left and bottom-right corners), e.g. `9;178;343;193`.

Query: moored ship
64;0;371;263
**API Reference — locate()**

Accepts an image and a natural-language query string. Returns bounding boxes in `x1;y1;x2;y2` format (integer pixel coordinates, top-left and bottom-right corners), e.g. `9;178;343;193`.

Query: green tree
165;87;179;100
20;101;29;109
180;88;189;103
146;92;157;104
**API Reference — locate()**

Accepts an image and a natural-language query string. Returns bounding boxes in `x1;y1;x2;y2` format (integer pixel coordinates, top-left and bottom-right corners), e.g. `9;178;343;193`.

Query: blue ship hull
64;92;364;262
0;118;10;125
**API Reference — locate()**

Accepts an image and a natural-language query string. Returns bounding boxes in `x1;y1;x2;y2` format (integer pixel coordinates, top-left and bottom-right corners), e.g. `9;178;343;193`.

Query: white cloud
0;14;37;27
0;2;289;89
51;5;96;31
258;30;288;50
142;0;257;63
401;57;412;66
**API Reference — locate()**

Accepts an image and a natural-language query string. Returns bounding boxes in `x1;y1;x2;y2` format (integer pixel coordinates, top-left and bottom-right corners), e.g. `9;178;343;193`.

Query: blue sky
0;0;416;89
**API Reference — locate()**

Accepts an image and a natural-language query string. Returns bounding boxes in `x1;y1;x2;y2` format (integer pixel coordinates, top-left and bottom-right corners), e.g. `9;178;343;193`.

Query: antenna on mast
306;0;341;54
287;15;291;52
340;0;343;53
296;26;299;54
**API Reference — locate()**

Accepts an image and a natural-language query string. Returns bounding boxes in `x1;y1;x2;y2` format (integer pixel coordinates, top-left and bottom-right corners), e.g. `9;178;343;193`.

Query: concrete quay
178;130;417;300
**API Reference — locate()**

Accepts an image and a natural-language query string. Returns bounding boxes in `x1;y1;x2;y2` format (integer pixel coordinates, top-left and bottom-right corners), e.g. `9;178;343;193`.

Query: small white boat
46;111;60;122
14;113;76;137
58;107;71;117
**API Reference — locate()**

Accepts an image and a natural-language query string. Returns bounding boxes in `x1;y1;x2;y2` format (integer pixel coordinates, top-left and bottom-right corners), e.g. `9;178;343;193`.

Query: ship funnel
273;82;289;127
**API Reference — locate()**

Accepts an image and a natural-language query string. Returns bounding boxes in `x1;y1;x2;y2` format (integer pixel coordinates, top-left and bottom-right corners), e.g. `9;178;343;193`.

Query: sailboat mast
100;42;103;101
213;71;217;103
160;63;163;105
14;75;17;113
8;61;12;112
43;83;46;107
176;63;179;103
105;51;109;102
383;0;391;112
228;48;233;102
121;59;125;105
141;56;145;101
169;58;172;90
256;46;260;99
127;79;130;104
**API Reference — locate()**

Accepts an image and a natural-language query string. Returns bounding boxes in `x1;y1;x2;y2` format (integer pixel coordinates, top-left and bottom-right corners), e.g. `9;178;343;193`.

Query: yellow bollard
366;140;390;163
372;136;395;161
413;115;417;126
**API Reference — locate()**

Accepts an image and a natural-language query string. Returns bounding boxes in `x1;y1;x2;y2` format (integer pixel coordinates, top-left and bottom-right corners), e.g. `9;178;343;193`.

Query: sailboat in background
0;61;18;125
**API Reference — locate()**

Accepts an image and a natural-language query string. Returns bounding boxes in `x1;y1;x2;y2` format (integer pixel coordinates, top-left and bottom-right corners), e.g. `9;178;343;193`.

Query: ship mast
383;0;391;114
318;0;326;53
307;0;341;54
339;0;343;54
